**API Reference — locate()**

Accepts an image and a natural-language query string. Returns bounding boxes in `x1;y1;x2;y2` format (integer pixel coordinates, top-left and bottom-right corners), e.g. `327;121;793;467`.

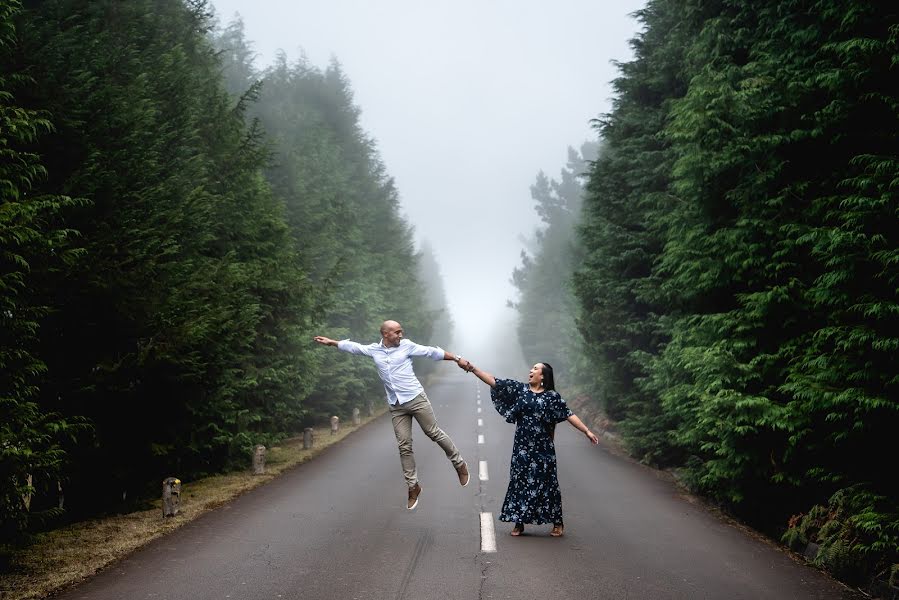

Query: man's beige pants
389;391;463;488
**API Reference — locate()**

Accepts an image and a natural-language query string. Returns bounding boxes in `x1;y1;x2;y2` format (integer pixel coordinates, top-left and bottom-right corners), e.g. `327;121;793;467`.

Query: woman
457;359;598;537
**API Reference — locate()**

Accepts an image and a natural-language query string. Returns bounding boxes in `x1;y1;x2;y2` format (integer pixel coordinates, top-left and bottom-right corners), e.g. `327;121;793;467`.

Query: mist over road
55;368;857;600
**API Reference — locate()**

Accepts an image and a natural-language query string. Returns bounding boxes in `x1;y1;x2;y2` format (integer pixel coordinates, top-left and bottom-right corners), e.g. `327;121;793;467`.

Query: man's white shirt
336;338;445;405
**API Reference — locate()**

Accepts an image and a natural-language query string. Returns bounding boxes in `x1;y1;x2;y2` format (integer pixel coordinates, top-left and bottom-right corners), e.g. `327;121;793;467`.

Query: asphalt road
55;369;859;600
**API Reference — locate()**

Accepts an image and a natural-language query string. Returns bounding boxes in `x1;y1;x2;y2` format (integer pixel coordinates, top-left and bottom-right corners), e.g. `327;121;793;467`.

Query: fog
209;0;644;353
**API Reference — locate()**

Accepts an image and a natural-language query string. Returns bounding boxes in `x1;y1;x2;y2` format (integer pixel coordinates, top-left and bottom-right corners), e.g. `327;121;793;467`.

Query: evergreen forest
511;0;897;590
1;0;450;546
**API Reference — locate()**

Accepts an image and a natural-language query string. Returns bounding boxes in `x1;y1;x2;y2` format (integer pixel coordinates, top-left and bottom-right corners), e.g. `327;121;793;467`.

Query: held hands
458;358;495;387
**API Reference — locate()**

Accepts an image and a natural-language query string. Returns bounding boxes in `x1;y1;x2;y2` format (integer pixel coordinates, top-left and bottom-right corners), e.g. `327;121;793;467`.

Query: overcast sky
209;0;645;350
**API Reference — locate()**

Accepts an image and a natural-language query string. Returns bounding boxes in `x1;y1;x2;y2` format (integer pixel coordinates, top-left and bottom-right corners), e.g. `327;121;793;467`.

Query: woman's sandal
550;524;564;537
510;523;524;536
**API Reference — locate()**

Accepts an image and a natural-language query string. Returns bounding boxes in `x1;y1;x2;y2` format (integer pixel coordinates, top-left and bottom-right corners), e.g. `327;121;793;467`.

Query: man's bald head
381;320;404;347
380;320;402;335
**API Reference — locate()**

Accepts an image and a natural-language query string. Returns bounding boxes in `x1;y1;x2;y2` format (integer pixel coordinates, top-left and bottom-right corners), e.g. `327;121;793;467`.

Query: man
313;320;470;509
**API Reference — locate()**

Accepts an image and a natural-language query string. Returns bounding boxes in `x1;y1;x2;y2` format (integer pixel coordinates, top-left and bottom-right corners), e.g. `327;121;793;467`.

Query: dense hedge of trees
514;0;897;589
510;142;597;390
214;19;449;420
0;0;86;541
0;0;450;544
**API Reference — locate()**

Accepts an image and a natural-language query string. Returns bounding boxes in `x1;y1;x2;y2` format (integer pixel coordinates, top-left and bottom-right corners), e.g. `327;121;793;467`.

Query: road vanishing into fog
56;370;859;600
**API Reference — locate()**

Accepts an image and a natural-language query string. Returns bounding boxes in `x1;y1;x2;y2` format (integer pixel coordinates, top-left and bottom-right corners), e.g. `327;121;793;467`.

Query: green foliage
1;0;446;538
0;0;88;542
511;142;597;390
414;240;454;381
0;0;317;516
783;486;899;587
574;0;898;587
574;0;691;441
215;30;442;423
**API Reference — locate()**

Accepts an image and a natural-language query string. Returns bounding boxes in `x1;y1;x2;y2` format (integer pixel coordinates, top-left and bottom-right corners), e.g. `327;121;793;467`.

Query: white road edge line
480;512;497;553
479;460;489;481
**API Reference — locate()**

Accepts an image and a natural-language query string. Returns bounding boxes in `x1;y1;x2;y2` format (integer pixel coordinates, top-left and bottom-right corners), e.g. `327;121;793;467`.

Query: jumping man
313;320;470;509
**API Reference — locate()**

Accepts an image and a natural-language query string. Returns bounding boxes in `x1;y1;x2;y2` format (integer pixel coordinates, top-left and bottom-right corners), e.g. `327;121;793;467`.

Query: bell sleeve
490;378;522;424
543;391;573;424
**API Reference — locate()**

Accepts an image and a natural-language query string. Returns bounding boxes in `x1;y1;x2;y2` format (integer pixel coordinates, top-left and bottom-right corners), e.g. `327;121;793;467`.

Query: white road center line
477;407;482;414
479;460;489;481
480;512;497;553
477;418;483;427
478;434;485;444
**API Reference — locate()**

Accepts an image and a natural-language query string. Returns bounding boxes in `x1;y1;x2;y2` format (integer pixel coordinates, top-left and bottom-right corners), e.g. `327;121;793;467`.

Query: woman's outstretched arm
458;358;496;388
567;414;599;445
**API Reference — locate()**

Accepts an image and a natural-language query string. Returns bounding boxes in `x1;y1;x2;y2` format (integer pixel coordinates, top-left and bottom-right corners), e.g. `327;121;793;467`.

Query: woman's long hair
540;362;556;391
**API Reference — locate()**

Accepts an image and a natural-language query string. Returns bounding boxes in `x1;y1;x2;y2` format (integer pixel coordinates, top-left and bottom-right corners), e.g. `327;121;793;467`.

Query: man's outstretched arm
403;340;463;363
314;336;373;356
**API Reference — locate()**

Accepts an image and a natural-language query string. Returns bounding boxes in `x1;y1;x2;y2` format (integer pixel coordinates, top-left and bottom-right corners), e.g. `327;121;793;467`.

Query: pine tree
0;0;84;539
214;24;436;422
574;0;692;460
512;142;597;389
578;0;898;581
15;0;313;512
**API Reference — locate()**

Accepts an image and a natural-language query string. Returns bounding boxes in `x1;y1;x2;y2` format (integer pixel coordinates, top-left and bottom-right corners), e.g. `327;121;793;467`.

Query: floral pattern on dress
490;378;573;525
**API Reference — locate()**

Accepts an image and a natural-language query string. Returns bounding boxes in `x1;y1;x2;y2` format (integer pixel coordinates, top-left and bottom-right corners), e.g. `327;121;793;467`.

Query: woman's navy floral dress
490;378;573;525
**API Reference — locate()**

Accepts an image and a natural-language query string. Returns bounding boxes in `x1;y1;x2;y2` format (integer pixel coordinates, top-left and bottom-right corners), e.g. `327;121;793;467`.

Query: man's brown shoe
407;483;422;510
456;462;470;487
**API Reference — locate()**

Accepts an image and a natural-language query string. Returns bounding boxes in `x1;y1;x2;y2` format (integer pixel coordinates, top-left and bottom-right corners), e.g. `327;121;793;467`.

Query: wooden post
352;407;361;426
303;427;314;449
330;415;339;435
252;445;266;475
23;474;32;511
162;477;181;517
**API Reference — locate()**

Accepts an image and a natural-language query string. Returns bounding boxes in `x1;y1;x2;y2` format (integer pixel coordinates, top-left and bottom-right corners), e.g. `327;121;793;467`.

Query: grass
0;409;386;600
